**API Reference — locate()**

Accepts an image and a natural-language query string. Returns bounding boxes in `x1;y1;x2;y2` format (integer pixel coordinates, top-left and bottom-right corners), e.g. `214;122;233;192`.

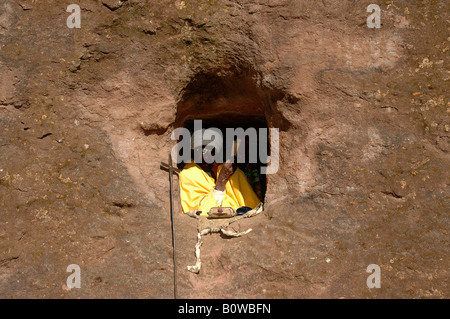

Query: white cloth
213;188;226;206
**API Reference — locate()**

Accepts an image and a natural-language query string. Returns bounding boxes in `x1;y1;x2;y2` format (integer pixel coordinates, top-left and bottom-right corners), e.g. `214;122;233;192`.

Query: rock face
0;0;448;298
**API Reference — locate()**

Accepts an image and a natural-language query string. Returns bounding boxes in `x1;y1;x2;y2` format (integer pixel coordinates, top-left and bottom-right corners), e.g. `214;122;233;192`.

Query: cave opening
174;68;289;205
174;68;292;208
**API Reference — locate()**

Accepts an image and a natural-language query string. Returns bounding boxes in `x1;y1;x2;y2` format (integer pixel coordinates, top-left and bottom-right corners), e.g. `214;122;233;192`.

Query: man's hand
215;162;235;191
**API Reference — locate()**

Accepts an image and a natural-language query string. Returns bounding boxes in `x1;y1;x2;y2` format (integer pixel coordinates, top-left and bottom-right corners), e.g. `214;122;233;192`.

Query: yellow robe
179;162;261;215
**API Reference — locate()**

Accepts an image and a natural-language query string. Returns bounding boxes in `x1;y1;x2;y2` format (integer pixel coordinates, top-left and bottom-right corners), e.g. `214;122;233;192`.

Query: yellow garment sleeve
179;163;217;214
219;165;261;210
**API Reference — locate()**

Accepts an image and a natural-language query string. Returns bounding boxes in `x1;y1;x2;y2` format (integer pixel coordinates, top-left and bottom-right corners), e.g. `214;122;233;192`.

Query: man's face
194;146;215;171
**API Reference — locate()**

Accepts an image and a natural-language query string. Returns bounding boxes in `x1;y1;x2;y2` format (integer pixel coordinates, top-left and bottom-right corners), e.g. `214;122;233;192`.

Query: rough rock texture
0;0;448;298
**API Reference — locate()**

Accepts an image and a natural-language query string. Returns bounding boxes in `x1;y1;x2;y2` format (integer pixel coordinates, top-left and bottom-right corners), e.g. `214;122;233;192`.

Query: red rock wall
0;0;448;298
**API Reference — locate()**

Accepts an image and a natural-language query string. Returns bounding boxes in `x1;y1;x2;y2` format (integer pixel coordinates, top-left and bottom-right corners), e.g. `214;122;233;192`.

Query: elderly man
178;128;261;215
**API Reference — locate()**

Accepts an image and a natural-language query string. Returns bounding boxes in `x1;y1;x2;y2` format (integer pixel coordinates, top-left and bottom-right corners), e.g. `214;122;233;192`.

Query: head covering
191;128;223;152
